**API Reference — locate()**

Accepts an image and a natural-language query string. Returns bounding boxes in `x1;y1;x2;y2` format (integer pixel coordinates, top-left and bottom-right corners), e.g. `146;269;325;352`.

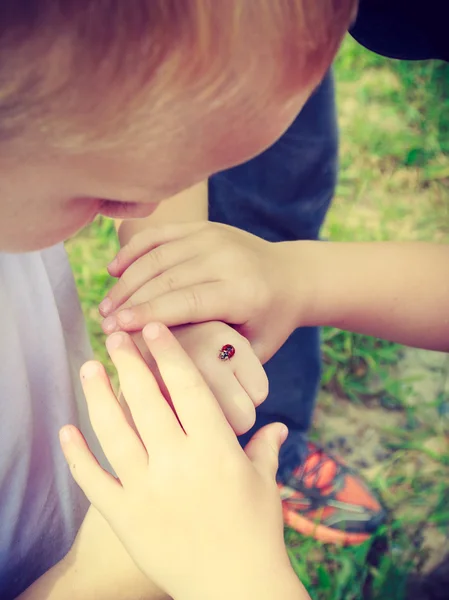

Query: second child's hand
60;323;309;600
101;222;306;363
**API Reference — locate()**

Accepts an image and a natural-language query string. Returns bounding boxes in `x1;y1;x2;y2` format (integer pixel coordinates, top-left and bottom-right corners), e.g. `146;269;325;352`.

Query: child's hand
169;322;267;434
133;321;268;436
60;325;305;600
100;222;308;363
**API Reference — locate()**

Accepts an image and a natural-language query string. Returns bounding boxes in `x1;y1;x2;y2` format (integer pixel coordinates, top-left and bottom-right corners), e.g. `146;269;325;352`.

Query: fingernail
108;257;119;272
81;361;101;379
279;425;289;444
99;297;113;316
103;316;118;333
59;426;73;444
117;309;134;325
106;332;126;351
143;322;160;340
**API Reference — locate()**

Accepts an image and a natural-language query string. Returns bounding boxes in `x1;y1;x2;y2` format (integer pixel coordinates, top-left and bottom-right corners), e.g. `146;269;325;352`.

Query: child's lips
97;200;158;220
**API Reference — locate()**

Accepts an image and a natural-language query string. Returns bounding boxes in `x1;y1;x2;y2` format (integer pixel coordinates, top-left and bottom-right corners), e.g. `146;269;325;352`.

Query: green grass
68;216;118;371
66;36;449;600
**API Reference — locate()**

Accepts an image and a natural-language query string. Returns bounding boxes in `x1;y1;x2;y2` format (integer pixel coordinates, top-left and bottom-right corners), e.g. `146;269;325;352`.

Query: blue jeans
209;71;338;481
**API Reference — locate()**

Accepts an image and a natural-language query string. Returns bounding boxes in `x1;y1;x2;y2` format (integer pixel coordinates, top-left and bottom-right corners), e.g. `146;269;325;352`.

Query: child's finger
59;424;122;512
142;323;232;439
109;283;236;332
244;423;288;480
108;222;204;277
106;333;182;450
102;238;197;317
80;361;148;484
233;350;269;408
107;263;218;334
122;259;212;308
204;370;256;435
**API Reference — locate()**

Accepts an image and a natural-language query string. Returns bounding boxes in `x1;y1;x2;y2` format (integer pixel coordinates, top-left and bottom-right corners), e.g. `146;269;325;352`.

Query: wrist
275;240;326;329
180;562;308;600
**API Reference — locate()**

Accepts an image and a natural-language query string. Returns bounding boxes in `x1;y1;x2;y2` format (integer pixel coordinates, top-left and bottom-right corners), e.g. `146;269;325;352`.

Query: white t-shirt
0;244;97;598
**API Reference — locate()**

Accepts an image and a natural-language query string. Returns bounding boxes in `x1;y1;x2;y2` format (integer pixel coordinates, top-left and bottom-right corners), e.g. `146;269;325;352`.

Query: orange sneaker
278;443;386;545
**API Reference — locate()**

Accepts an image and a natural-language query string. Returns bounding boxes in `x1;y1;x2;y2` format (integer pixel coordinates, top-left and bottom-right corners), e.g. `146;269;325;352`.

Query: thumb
244;423;289;479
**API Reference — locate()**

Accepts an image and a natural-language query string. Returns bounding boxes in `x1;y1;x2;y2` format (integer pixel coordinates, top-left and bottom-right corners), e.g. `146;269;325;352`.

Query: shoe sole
282;502;371;546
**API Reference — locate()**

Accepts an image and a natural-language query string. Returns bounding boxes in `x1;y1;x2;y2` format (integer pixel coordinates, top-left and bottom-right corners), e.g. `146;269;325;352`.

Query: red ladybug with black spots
219;344;235;361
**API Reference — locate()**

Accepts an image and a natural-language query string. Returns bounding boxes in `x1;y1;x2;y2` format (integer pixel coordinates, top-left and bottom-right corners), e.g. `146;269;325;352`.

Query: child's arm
293;240;449;351
17;506;167;600
102;222;449;360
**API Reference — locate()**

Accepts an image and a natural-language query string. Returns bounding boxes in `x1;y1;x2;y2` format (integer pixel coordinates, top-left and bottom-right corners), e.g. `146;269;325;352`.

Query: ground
66;37;449;600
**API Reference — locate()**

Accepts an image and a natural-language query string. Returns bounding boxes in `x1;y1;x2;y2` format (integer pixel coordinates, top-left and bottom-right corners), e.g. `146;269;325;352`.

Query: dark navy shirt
352;0;448;62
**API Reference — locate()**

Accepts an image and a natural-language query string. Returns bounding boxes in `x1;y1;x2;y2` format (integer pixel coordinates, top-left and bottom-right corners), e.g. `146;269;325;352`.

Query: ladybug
219;344;236;361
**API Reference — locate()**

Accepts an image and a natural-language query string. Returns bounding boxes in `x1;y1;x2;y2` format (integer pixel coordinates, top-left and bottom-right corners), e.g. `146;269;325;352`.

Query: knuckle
126;281;154;307
183;287;203;319
115;270;135;299
161;271;178;293
123;235;141;262
148;246;166;272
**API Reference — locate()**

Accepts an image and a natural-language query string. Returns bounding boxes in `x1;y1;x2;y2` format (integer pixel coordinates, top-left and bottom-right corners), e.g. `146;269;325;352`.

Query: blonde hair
0;1;357;145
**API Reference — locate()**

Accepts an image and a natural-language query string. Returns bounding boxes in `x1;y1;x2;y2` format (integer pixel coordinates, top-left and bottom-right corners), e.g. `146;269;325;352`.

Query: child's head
0;0;357;251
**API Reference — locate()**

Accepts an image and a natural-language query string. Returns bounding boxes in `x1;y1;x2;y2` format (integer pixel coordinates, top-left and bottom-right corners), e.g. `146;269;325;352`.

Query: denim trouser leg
208;71;338;481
